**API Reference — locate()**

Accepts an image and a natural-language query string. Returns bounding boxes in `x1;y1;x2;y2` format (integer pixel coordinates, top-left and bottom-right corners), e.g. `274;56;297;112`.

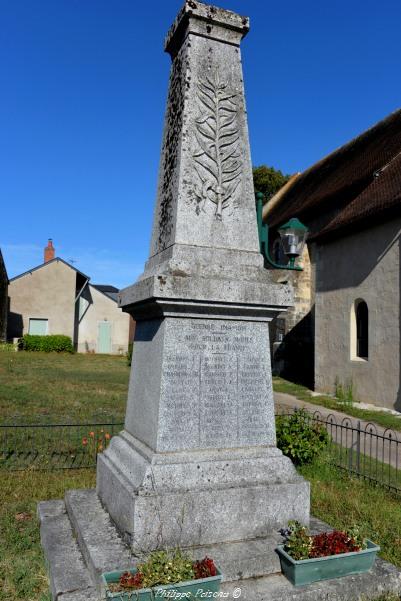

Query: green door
98;321;112;354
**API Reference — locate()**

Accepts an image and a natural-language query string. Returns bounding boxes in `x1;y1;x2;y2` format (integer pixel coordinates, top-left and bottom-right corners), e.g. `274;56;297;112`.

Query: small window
356;301;368;359
29;318;48;335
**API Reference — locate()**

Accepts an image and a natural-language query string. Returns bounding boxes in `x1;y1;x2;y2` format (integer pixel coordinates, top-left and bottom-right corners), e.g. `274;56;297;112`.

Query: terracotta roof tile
268;109;401;237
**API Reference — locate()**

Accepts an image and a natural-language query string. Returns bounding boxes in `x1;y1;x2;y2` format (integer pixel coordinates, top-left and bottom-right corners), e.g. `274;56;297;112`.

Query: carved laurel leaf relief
192;71;242;220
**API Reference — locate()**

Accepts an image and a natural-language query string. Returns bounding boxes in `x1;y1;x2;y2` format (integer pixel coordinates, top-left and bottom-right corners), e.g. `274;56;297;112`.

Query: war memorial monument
39;2;401;599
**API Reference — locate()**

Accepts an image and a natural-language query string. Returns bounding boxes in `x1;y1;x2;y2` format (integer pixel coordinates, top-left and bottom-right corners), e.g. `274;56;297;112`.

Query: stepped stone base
97;432;310;551
39;489;401;601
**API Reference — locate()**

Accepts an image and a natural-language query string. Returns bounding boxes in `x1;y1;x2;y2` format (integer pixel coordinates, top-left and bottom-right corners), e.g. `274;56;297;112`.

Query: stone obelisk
97;0;309;552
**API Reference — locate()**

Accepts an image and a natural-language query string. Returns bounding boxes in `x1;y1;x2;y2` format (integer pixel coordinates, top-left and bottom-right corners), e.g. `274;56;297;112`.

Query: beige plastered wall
269;243;313;329
8;260;76;338
77;285;130;354
315;219;401;410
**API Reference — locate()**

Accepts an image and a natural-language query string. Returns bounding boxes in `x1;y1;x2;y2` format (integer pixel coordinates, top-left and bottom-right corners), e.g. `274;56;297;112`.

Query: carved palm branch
193;71;242;219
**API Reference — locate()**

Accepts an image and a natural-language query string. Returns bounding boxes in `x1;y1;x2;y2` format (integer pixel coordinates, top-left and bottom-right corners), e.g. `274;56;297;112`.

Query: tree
252;165;290;203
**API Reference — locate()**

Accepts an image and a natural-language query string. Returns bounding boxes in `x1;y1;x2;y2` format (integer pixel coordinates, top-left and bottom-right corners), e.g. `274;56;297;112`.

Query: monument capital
165;1;249;57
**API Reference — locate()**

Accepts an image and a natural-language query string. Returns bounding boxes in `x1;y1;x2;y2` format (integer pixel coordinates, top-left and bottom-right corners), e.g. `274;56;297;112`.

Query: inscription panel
158;318;274;451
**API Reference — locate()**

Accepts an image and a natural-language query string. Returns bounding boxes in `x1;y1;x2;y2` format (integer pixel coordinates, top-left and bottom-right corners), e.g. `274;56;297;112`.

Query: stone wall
269;243;314;387
315;218;401;410
0;251;8;342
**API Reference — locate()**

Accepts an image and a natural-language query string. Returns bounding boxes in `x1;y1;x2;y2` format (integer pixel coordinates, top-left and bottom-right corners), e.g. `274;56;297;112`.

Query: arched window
356;301;368;359
350;299;369;360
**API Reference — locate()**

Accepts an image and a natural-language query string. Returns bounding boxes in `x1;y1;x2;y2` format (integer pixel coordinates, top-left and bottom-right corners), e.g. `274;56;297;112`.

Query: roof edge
89;283;119;304
9;257;90;282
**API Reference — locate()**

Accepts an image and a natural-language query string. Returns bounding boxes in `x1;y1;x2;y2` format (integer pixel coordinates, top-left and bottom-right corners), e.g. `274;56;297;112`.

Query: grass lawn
0;351;130;424
274;376;401;433
2;457;401;600
299;452;401;569
1;354;401;600
0;469;96;601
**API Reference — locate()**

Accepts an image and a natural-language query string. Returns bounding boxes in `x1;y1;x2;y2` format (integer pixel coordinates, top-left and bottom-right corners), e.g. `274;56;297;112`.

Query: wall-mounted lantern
255;192;308;271
277;218;308;268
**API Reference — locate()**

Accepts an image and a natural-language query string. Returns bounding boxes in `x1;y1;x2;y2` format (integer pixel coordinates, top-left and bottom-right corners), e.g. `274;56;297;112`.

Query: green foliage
138;549;194;588
18;335;74;353
127;342;133;366
334;376;355;406
276;409;329;465
252;164;290;202
0;342;15;352
282;520;368;560
283;520;313;560
346;525;368;551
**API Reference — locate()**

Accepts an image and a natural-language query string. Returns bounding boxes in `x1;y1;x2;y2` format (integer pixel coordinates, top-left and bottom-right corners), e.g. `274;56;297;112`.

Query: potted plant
102;549;222;600
276;521;380;587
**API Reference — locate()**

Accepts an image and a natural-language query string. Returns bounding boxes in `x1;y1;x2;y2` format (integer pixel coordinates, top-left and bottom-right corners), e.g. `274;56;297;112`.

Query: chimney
44;239;55;263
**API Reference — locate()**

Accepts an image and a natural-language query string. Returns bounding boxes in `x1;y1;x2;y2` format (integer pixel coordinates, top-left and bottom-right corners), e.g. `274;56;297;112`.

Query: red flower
310;531;361;558
193;556;218;579
119;571;144;590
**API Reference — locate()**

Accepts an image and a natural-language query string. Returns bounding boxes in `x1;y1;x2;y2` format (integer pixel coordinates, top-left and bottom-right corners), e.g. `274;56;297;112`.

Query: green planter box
102;567;222;600
277;540;380;587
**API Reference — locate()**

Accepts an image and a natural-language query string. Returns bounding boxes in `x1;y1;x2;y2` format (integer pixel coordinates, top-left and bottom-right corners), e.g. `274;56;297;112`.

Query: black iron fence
277;408;401;494
0;421;124;470
2;410;401;493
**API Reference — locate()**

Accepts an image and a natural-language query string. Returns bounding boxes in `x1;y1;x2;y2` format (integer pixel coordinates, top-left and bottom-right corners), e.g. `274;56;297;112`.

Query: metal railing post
356;420;361;473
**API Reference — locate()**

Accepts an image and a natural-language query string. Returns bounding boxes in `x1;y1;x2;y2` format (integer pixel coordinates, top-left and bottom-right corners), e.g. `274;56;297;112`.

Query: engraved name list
160;319;272;449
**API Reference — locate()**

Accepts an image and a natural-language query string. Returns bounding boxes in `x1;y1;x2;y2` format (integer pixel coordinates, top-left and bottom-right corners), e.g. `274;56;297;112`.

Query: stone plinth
38;500;401;601
97;296;310;552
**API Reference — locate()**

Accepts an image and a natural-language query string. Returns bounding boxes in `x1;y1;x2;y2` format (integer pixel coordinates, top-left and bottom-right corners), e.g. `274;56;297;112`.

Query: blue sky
1;0;400;288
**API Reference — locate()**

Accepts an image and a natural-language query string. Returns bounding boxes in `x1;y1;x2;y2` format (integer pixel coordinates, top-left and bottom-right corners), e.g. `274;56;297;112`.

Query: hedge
19;334;74;353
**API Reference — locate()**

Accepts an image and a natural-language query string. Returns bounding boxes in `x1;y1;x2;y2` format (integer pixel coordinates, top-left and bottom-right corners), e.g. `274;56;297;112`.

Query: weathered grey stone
65;489;134;583
97;0;308;553
119;272;292;318
57;591;99;601
37;498;65;521
188;534;283;582
97;427;309;551
125;318;277;451
40;501;401;601
38;499;95;600
147;0;258;268
221;558;401;600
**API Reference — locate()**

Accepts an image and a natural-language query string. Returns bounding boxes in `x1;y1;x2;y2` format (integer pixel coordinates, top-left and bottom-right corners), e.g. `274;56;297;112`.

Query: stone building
265;108;401;409
7;239;133;354
0;250;8;342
